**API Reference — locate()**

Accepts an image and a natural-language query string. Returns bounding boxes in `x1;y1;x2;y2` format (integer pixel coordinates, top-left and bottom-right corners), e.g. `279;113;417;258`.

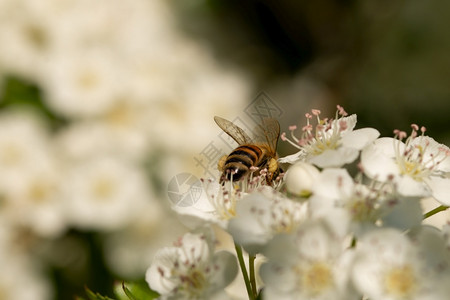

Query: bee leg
217;155;228;172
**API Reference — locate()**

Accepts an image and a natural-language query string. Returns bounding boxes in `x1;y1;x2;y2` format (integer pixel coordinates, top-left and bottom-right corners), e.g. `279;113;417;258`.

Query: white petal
278;150;304;164
209;251;238;291
396;176;430;197
227;194;273;253
408;226;449;272
437;155;450;173
361;138;401;181
145;247;180;294
309;147;359;168
295;221;341;261
351;256;384;300
260;261;298;294
338;114;357;133
312;168;354;199
382;197;423;230
340;128;380;150
309;202;351;238
425;176;450;205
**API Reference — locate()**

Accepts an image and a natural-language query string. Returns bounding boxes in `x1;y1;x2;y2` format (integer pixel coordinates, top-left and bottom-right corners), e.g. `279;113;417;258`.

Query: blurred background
1;0;450;299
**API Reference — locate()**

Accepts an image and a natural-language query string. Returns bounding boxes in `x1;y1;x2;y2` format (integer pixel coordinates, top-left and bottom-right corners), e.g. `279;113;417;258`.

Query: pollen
384;265;416;297
28;181;52;203
78;70;99;90
91;177;116;200
300;262;333;296
0;144;23;166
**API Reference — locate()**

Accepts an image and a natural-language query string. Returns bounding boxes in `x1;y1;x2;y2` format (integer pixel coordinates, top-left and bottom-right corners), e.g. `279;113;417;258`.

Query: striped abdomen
221;144;267;182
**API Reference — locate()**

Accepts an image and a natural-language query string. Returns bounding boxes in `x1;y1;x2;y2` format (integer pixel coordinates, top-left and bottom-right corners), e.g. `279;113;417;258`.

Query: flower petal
340;128;380;150
425;176;450;205
396;176;430;197
361;138;401;181
209;251;238;291
309;147;359;168
278;150;304;164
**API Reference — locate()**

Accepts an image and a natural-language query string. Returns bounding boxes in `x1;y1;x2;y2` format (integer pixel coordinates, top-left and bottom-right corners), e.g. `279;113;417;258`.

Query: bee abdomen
222;145;262;181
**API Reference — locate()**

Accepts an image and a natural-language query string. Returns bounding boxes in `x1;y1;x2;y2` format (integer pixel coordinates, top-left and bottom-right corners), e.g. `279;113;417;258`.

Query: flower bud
285;162;320;198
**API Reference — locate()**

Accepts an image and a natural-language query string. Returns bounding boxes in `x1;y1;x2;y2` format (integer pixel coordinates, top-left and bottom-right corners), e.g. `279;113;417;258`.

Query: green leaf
84;286;116;300
0;75;67;129
115;281;159;300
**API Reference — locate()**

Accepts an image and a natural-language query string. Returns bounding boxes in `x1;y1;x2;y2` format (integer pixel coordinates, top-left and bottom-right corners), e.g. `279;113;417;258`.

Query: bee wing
253;118;280;154
214;116;252;145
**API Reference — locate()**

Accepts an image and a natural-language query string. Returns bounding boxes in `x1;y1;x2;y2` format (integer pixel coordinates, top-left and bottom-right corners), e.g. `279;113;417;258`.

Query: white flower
261;220;358;300
0;110;54;191
284;161;320;198
56;99;154;162
227;187;308;254
0;256;52;300
42;48;122;118
280;106;379;168
145;227;238;299
103;201;188;278
172;179;245;229
361;125;450;205
351;228;448;300
62;156;150;230
309;168;383;238
1;162;67;238
0;0;57;81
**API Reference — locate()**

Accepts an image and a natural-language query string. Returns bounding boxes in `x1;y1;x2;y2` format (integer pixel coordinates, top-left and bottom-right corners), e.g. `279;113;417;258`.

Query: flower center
28;180;53;203
300;262;333;296
180;269;207;294
78;70;99;90
282;106;351;158
346;197;376;222
384;265;416;297
394;125;450;181
91;177;115;201
204;180;239;220
0;144;23;166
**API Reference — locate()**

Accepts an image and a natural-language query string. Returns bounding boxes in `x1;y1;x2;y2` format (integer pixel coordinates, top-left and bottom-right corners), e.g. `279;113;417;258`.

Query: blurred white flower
56;99;154;161
2;164;66;238
261;220;357;300
0;110;54;191
280;107;379;168
351;228;447;300
361;125;450;205
309;168;380;237
227;187;307;254
42;48;122;118
104;201;188;279
443;223;450;249
145;227;238;299
62;156;151;230
284;161;320;198
0;0;57;80
0;256;52;300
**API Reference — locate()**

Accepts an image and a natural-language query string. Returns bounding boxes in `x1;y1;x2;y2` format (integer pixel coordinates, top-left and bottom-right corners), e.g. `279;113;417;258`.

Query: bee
214;116;282;185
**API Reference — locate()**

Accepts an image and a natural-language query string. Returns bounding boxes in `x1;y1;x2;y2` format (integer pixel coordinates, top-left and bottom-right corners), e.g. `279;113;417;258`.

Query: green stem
423;205;449;219
235;243;254;300
249;254;257;299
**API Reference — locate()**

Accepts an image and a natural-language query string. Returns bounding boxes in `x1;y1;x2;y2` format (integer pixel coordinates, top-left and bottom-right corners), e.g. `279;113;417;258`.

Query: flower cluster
146;106;450;300
0;0;251;298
